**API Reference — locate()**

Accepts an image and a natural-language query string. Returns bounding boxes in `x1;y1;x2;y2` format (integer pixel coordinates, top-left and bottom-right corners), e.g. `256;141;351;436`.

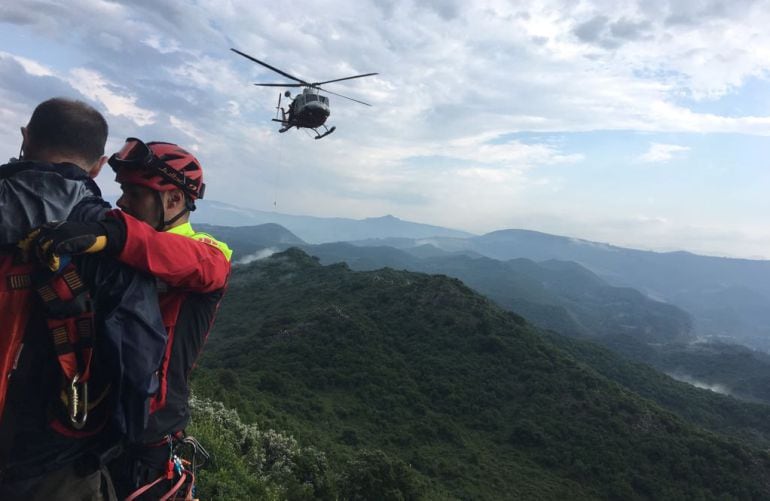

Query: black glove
21;221;111;271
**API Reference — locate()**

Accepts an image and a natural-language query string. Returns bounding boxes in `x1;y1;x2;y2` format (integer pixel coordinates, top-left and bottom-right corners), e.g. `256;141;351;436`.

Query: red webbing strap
45;312;95;382
35;264;95;383
125;474;167;501
61;267;85;293
48;416;102;438
49;320;79;380
76;316;94;381
159;471;188;501
6;273;32;290
125;469;190;501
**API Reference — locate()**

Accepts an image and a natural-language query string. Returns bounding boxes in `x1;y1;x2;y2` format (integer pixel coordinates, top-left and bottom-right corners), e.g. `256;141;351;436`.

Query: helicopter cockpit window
319;96;329;104
306;94;318;102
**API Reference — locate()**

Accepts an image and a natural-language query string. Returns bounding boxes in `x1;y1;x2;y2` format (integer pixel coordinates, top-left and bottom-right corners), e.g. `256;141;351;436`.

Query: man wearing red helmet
112;139;208;230
32;138;232;499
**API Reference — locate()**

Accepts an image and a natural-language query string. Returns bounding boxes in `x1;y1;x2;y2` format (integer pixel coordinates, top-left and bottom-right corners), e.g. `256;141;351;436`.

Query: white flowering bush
187;394;333;500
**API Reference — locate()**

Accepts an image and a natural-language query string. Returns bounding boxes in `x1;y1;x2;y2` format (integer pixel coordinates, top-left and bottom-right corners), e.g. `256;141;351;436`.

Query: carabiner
68;374;89;429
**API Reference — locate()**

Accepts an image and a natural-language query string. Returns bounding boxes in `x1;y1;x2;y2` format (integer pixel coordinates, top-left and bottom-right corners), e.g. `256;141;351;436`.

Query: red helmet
109;138;205;200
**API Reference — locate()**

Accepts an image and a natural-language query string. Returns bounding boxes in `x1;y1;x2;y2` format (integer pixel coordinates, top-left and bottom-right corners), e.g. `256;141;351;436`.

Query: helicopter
231;48;378;139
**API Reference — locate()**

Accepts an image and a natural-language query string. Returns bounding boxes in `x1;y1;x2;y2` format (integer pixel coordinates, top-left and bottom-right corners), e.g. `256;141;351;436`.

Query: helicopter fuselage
289;89;331;128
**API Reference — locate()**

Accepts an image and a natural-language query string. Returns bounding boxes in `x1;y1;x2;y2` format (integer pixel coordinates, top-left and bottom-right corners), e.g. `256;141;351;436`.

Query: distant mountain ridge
192;200;473;243
305;242;695;344
179;202;770;350
197;223;693;345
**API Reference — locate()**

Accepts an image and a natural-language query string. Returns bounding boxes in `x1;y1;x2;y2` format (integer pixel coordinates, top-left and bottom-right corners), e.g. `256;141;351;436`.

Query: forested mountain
196;224;770;403
305;243;694;344
370;229;770;351
192;249;770;500
190;218;770;351
194;224;694;345
305;243;770;406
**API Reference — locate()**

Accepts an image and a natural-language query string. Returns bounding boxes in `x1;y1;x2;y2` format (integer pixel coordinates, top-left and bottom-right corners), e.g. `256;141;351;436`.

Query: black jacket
0;161;167;481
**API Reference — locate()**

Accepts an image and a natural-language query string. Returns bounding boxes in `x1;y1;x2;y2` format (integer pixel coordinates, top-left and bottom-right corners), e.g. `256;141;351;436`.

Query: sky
1;0;769;259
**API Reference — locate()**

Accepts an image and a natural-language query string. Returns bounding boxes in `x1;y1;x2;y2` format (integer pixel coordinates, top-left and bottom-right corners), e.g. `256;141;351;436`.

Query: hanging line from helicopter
230;48;378;140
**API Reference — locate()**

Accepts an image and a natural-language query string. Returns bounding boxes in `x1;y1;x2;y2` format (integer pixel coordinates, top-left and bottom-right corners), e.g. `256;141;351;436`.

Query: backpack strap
31;263;96;430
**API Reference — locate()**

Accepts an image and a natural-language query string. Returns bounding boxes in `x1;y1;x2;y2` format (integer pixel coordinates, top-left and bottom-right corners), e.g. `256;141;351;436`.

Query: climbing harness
1;240;106;434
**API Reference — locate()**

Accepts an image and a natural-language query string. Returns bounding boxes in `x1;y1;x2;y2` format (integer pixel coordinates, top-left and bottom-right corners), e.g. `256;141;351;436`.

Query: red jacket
109;210;232;440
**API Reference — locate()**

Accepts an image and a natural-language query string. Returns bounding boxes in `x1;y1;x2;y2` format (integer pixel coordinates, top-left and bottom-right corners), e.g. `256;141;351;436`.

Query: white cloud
0;52;54;77
142;34;182;54
169;115;203;145
67;68;156;126
638;142;690;163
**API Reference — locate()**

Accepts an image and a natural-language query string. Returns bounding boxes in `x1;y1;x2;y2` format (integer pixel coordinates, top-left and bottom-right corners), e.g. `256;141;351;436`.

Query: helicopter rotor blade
231;48;309;85
312;72;379;86
314;86;373;106
254;83;304;87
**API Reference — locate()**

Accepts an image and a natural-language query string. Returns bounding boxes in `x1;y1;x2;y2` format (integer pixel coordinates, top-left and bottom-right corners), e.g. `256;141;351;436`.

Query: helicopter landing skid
314;126;336;140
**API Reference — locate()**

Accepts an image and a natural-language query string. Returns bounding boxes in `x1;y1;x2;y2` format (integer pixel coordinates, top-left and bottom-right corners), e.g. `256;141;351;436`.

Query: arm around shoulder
107;210;231;292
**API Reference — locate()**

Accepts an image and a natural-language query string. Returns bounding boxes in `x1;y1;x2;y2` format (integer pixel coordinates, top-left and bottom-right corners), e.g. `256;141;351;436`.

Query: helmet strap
155;191;193;231
163;207;190;229
154;191;165;231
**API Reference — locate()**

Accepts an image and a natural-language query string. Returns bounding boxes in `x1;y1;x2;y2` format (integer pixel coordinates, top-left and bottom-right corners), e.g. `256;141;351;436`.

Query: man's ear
88;155;108;179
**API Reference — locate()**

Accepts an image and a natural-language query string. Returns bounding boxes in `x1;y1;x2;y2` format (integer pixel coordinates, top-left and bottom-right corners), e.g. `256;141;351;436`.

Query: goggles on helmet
108;137;154;168
108;137;205;200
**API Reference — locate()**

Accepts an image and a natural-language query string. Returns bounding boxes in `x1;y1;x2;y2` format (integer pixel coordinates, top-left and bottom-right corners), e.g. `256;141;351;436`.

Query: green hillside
303;242;693;343
301;241;770;407
187;225;695;344
193;249;770;500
